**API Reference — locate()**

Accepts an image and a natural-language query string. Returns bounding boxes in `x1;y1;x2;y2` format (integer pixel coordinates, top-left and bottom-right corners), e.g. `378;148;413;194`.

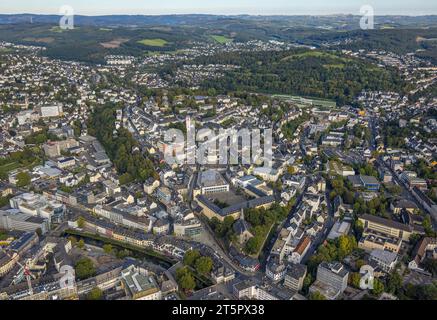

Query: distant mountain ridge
1;14;437;28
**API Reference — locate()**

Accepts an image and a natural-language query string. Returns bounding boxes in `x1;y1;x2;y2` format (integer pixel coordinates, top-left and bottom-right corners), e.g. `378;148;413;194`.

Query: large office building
358;214;424;253
359;214;422;242
284;263;307;292
309;262;349;300
9;193;66;225
0;210;49;234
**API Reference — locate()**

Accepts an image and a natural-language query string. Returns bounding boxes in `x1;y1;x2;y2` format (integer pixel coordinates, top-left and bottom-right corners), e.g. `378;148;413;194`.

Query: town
0;13;436;302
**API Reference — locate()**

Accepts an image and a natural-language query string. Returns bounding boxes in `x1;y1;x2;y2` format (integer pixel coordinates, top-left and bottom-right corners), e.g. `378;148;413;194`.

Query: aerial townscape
0;3;436;303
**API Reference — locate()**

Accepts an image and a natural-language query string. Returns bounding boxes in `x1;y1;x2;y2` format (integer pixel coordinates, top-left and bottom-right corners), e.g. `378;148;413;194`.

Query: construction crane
0;247;34;296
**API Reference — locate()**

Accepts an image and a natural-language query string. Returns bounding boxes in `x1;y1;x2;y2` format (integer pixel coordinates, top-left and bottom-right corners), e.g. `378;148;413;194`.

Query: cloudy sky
0;0;436;16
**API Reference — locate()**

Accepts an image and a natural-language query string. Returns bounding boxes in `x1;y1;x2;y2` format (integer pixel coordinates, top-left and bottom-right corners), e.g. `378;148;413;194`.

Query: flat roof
360;214;411;232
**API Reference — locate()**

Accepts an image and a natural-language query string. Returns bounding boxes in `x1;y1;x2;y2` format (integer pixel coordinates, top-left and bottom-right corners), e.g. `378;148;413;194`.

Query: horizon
1;0;437;16
2;12;437;18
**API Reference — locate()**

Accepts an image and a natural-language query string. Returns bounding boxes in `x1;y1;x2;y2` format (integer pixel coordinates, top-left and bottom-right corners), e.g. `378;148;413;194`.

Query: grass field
272;94;337;108
210;35;233;44
137;38;168;47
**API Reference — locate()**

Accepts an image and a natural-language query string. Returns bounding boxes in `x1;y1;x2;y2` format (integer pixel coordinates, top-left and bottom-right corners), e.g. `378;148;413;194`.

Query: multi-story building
359;214;422;243
265;259;287;282
93;205;152;233
369;249;398;273
348;175;380;191
0;251;18;277
290;236;311;264
173;218;203;238
9;193;65;225
195;170;229;196
43;139;79;157
400;171;428;190
309;262;349;300
56;157;75;169
0;210;49;234
196;194;274;222
120;265;162;300
284;263;307;292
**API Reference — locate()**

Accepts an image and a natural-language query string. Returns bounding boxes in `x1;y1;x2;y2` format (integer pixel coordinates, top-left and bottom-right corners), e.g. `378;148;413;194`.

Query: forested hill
194;50;406;105
307;28;437;64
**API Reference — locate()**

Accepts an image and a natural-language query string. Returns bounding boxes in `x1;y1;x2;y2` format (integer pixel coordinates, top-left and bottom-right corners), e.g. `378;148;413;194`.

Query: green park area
137;38;168;47
210;35;233;44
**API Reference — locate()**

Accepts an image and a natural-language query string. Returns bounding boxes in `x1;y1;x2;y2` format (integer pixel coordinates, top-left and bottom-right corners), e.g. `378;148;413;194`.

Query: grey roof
319;261;348;277
370;249;398;265
197;195;275;217
245;184;267;197
233;219;251;235
25;216;46;224
360;175;380;185
286;263;307;280
393;199;418;209
361;214;412;232
198;170;227;188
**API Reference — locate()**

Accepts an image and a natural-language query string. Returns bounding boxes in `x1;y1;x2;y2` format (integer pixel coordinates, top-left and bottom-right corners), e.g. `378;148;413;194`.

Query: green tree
338;235;357;259
309;291;326;300
176;267;196;293
245;237;261;255
116;249;132;259
103;244;113;254
355;259;366;270
423;216;435;236
387;271;402;294
77;239;85;249
194;256;213;275
86;287;103;300
302;273;313;294
349;272;362;289
16;172;31;188
183;250;201;267
75;258;96;280
371;279;385;296
77;216;85;228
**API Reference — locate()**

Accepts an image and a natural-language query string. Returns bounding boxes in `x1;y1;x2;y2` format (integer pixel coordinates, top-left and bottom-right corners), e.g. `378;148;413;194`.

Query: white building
9;193;65;225
40;105;63;118
369;249;398;273
196;170;229;195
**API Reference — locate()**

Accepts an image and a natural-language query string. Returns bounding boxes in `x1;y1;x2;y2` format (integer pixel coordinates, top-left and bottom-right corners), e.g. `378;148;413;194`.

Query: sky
0;0;436;16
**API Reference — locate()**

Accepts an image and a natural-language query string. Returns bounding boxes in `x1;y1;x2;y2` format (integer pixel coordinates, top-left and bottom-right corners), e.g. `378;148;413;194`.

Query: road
376;157;437;229
302;186;335;264
370;114;437;229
